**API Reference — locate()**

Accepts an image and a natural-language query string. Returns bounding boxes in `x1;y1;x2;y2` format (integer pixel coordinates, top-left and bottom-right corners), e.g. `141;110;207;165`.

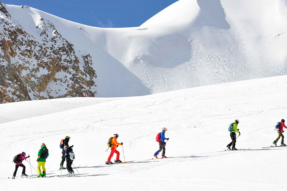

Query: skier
227;120;241;150
12;152;30;179
106;134;123;165
273;119;287;146
64;145;75;176
37;143;49;177
154;127;169;158
60;136;70;169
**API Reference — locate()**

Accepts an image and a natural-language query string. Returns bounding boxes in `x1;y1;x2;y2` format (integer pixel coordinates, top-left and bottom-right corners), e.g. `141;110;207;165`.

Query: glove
121;142;123;145
27;155;30;158
239;132;241;136
36;159;38;162
167;138;169;141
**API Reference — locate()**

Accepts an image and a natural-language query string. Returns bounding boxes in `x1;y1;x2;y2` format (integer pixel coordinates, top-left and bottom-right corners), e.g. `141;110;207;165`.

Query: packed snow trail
0;75;287;190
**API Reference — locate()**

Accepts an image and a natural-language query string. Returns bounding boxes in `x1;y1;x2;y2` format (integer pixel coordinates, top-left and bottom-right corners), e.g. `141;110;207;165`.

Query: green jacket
38;145;49;162
231;122;240;133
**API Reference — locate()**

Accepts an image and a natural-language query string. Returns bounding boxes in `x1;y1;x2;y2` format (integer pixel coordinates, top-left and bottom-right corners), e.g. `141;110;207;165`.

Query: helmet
162;127;168;131
114;134;119;138
235;120;239;124
65;136;70;139
282;119;285;123
22;152;26;156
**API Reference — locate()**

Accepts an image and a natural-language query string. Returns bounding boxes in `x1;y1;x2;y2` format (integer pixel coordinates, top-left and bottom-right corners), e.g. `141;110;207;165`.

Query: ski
263;145;287;148
106;161;134;165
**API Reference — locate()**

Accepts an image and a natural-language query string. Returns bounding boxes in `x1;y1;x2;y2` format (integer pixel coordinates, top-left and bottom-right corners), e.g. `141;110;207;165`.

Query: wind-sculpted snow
1;0;287;102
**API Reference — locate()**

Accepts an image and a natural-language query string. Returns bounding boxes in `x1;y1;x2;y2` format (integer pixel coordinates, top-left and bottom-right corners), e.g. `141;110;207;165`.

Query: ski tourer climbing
64;145;75;176
106;134;123;165
12;152;30;179
273;119;287;146
154;127;169;158
37;143;49;177
227;120;241;150
60;136;70;169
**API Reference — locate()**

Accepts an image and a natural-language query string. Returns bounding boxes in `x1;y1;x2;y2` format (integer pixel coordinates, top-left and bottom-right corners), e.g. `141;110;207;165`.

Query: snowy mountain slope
0;97;121;124
1;0;287;102
0;75;287;190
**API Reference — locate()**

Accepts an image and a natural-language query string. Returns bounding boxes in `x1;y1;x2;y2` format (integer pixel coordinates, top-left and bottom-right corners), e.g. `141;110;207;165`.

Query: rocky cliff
0;2;97;103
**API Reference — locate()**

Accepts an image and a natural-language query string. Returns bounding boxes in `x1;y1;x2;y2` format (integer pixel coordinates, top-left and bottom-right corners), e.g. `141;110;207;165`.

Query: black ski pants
156;142;166;156
66;158;74;173
227;132;237;149
60;150;66;167
13;164;25;177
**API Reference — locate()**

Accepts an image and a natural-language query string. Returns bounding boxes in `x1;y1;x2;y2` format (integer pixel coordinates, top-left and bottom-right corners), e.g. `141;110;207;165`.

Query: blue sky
5;0;178;28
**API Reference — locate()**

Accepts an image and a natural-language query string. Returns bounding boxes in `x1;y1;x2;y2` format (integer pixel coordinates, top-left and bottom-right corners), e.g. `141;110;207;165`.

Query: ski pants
227;132;237;149
13;164;25;177
37;162;46;175
275;132;284;144
107;147;120;162
155;142;166;156
60;150;66;167
66;158;74;173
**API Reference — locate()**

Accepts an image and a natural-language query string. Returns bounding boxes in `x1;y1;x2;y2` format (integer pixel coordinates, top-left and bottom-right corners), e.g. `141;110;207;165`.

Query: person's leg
155;142;163;155
42;162;46;175
231;133;237;149
162;142;166;156
281;133;285;144
107;147;115;162
115;149;120;161
37;162;42;175
19;164;26;175
227;133;233;148
275;132;281;143
70;160;74;173
67;159;72;172
13;165;20;177
60;150;66;167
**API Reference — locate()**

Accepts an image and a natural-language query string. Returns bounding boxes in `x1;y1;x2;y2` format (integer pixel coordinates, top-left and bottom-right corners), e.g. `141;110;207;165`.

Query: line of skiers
12;119;286;178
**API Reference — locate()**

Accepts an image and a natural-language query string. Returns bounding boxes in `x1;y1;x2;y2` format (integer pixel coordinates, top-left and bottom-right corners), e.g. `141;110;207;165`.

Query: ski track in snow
0;76;287;190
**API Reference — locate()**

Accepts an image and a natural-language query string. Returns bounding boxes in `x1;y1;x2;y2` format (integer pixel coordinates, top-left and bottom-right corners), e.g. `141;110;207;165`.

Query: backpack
13;154;21;163
60;139;64;149
107;137;113;147
41;148;49;159
228;123;234;132
275;122;281;130
156;132;162;142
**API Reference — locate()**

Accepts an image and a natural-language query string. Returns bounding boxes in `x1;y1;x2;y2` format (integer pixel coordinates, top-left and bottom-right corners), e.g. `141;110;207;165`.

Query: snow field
0;75;287;190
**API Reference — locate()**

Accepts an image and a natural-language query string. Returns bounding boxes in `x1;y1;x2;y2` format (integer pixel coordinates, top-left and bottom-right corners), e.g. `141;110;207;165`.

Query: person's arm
282;122;287;129
37;148;42;160
114;138;122;146
161;132;166;141
233;124;240;133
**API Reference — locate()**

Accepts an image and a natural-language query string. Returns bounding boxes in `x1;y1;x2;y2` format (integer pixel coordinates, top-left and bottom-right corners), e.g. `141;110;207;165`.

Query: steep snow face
1;0;287;100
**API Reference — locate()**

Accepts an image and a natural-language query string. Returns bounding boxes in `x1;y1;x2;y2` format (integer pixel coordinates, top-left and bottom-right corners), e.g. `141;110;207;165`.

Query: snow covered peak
1;1;287;103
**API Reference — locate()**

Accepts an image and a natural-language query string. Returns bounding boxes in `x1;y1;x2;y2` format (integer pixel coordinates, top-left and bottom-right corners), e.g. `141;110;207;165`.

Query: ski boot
37;174;43;178
114;160;122;163
12;176;15;179
162;156;167;158
273;141;277;146
232;148;238;150
154;154;158;159
281;143;286;146
226;145;231;150
21;174;28;177
105;161;113;165
68;172;74;177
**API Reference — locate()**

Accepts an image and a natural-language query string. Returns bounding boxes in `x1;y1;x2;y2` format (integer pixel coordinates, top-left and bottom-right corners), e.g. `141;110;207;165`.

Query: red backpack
156;132;162;142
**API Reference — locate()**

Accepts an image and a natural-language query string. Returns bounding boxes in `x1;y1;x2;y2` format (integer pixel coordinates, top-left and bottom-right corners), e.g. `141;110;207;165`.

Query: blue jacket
160;131;167;142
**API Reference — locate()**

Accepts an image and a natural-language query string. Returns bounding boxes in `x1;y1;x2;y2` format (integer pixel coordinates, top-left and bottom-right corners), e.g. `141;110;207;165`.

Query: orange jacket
111;137;121;149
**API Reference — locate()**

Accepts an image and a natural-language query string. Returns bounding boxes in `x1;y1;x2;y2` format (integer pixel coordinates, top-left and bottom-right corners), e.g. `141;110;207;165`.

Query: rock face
0;2;97;103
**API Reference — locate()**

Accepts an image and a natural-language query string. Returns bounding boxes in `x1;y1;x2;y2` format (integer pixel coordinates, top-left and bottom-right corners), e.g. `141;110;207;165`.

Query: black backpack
41;148;49;159
13;154;21;163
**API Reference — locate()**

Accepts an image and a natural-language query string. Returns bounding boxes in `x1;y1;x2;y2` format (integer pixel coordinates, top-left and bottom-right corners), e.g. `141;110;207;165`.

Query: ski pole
72;163;79;174
28;158;32;176
122;145;126;162
25;160;38;173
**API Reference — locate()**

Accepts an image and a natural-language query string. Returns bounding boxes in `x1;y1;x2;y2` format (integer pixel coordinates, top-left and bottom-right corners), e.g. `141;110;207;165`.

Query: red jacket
278;121;287;133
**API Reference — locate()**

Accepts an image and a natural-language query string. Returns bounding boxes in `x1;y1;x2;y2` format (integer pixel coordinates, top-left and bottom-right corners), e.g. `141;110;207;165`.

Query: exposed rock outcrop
0;2;97;103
